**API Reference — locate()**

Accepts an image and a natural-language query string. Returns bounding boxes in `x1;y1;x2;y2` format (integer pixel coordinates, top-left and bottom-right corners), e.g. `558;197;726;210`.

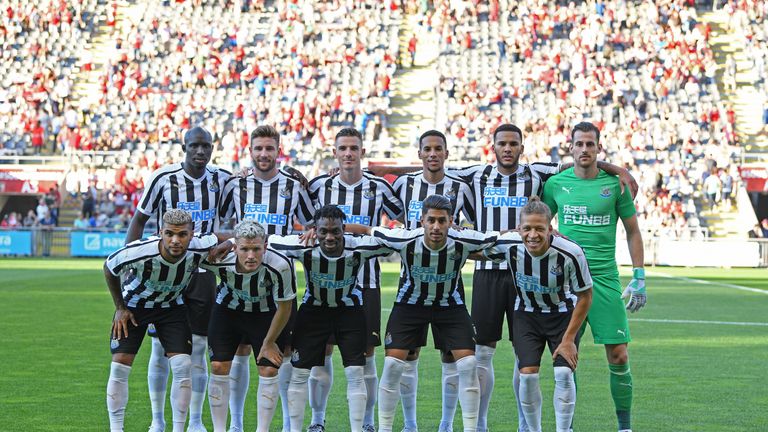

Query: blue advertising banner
0;230;33;255
70;231;126;257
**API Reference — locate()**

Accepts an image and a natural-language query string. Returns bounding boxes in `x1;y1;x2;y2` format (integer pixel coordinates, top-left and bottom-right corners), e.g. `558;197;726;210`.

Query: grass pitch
0;259;766;431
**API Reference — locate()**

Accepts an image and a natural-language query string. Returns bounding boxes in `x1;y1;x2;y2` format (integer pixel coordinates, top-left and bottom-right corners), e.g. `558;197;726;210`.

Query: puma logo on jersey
617;329;626;337
562;186;572;194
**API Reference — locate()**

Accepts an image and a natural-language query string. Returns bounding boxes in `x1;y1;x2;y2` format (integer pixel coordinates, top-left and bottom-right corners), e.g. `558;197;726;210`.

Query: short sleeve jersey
392;171;475;229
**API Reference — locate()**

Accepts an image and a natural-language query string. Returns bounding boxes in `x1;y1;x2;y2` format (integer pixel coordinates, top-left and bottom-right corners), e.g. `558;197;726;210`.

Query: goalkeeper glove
621;267;646;313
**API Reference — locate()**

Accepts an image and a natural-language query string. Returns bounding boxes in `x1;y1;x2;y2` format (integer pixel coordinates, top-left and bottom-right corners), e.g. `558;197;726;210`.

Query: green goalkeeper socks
609;363;633;430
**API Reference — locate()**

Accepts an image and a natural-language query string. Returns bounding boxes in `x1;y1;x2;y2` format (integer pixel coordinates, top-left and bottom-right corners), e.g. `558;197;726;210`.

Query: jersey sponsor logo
600;187;612;198
562;204;611;226
482;187;528;208
411;265;457;283
363;188;376;200
515;272;559;294
407;200;423;221
309;271;356;289
549;264;563;276
176;201;216;222
336;205;371;225
243;203;288;225
144;280;184;293
230;288;269;303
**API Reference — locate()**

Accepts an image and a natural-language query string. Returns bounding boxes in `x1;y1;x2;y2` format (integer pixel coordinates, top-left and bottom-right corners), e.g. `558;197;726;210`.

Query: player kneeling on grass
480;197;593;432
199;220;296;432
104;209;224;432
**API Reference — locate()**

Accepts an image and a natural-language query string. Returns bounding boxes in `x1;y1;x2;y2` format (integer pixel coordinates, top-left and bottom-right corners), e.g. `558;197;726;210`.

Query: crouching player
200;220;296;432
480;197;592;432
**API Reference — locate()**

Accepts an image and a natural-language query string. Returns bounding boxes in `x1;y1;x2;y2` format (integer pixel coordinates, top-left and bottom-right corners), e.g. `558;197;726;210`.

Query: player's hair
162;208;193;226
250;125;280;145
233;220;267;241
314;205;347;223
335;128;363;144
422;194;454;215
571;121;601;144
493;123;524;143
520;196;552;222
183;126;212;147
418;130;447;150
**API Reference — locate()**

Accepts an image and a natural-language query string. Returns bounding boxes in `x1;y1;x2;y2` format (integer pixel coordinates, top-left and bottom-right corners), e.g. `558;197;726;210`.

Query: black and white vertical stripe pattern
200;249;296;313
484;233;593;313
449;163;560;270
137;163;231;235
219;169;314;235
371;227;498;307
392;171;476;229
106;234;218;308
307;172;403;290
269;234;394;307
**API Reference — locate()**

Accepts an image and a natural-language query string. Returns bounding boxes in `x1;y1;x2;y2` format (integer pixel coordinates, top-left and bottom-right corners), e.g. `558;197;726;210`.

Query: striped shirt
483;232;592;313
307;172;403;290
137;163;231;235
200;249;296;313
106;234;218;308
269;234;395;307
219;169;314;235
370;227;498;307
449;163;560;270
392;171;475;229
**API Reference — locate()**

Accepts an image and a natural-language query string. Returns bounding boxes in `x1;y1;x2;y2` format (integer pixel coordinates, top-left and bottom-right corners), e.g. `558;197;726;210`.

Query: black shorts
384;303;475;352
184;271;217;336
110;306;192;355
513;310;580;369
472;269;517;344
291;304;367;369
236;297;297;349
207;304;289;366
363;287;381;347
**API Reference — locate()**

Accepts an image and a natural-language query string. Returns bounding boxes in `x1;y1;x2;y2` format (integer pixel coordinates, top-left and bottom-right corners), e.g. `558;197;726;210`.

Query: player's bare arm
553;288;593;370
365;165;420;177
125;211;150;243
621;214;647;312
343;223;372;235
258;299;292;367
104;264;137;340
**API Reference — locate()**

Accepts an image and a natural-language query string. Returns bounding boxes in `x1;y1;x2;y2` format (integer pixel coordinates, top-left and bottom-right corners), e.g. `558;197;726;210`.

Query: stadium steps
702;11;768;152
58;194;82;228
695;194;743;238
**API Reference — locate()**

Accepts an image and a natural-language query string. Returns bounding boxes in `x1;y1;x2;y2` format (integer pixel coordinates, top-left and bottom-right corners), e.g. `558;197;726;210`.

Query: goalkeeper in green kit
541;122;646;432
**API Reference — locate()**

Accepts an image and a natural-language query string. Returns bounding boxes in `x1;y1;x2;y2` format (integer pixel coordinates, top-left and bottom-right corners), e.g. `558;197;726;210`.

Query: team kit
104;124;647;432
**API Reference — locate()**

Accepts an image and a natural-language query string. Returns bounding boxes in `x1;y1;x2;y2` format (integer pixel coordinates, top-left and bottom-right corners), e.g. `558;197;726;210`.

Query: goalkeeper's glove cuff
632;267;645;280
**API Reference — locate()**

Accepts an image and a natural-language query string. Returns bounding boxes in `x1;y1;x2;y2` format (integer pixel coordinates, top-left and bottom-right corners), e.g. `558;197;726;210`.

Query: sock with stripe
609;363;633;430
309;354;333;426
107;362;132;432
228;354;251;430
147;337;169;430
363;355;378;426
400;358;419;430
188;334;208;428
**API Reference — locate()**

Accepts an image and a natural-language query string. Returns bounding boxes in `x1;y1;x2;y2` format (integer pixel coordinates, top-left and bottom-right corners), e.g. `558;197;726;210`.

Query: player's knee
168;353;192;378
211;361;230;376
519;366;540;374
406;348;420;361
324;344;335;356
112;353;135;367
258;364;278;378
553;366;573;387
607;344;629;365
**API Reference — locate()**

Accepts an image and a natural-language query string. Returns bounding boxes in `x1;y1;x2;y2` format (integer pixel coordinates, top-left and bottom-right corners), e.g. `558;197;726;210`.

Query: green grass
0;259;766;431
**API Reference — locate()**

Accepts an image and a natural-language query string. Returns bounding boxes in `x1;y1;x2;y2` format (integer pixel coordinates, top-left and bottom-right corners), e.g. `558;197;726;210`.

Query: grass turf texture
0;259;766;431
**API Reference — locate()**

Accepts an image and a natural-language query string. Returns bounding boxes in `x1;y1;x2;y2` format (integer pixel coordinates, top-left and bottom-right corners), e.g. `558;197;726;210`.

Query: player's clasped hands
112;308;138;340
622;268;647;313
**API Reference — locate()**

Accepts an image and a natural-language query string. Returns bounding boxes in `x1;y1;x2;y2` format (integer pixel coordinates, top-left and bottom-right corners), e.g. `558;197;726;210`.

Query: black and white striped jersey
370;227;498;307
268;234;395;307
483;232;592;313
200;249;296;313
307;172;403;290
392;171;475;229
449;163;560;270
219;169;314;235
106;234;218;308
137;163;231;235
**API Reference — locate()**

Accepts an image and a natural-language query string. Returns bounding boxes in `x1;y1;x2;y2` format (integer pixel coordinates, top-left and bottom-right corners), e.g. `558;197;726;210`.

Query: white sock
400;358;419;430
189;334;208;427
514;357;529;432
363;355;378;426
378;356;406;432
148;337;169;429
553;367;576;432
278;357;293;431
519;373;542;432
456;356;480;432
440;361;459;429
345;366;367;431
287;367;311;432
309;354;333;425
257;375;280;432
107;362;131;432
208;374;229;432
169;354;192;432
229;354;251;430
475;345;495;431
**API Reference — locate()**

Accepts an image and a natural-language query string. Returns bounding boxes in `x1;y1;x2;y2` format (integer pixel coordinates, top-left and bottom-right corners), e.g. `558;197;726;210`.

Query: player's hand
622;267;647;313
299;227;317;246
236;167;252;178
283;166;308;189
112;308;138;340
328;167;341;177
258;341;283;368
552;339;579;370
618;169;639;199
208;239;235;263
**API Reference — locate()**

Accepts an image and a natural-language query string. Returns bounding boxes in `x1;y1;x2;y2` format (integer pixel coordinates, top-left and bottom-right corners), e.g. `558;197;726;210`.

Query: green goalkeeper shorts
581;272;631;345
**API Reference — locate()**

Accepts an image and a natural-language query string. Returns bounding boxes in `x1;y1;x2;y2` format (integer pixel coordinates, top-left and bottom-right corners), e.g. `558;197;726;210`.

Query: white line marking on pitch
647;271;768;295
630;318;768;327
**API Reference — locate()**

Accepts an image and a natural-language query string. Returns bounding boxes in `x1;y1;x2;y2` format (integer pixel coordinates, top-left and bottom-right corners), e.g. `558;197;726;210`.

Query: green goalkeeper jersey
541;168;636;275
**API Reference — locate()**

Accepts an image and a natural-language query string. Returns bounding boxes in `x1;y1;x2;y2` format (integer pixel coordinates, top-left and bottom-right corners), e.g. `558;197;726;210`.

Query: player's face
494;131;524;170
519;213;552;256
418;136;448;173
570;130;601;169
333;136;365;170
421;208;452;245
235;236;266;272
250;137;279;173
160;223;194;259
316;217;345;256
184;135;214;169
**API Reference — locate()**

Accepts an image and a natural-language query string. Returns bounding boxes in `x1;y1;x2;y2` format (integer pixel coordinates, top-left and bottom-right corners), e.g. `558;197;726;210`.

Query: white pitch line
647;271;768;295
630;318;768;327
